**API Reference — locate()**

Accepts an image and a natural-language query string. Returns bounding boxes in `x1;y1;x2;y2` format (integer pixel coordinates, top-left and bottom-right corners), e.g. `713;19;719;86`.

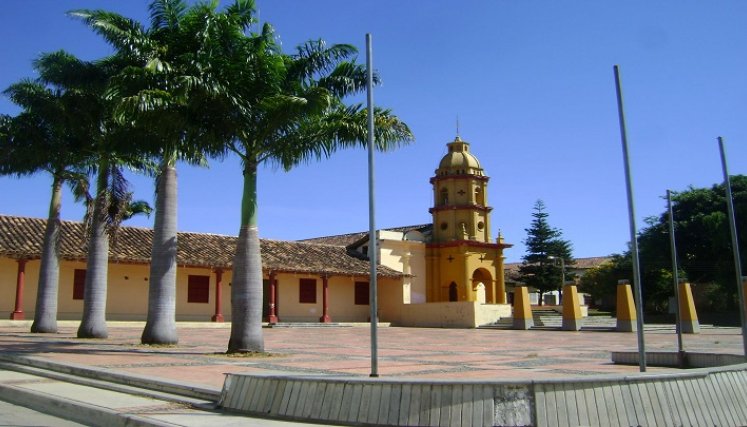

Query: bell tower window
440;188;449;206
475;187;484;205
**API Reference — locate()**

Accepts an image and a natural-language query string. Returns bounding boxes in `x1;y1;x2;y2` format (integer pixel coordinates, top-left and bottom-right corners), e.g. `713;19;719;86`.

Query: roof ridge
299;223;432;241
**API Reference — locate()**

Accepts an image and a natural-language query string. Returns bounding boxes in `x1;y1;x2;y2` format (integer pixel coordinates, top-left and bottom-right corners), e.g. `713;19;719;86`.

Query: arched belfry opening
440;188;449;206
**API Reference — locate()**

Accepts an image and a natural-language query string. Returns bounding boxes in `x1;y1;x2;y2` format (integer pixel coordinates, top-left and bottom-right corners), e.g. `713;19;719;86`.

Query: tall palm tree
1;62;92;333
70;0;248;344
214;29;414;353
30;52;153;339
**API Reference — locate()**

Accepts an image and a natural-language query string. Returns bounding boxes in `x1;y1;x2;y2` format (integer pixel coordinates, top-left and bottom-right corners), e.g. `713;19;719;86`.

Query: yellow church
0;136;513;328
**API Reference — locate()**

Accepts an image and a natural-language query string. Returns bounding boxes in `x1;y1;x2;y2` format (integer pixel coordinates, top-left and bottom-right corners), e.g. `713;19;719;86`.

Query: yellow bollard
678;281;700;334
562;285;582;331
616;280;637;332
512;286;534;330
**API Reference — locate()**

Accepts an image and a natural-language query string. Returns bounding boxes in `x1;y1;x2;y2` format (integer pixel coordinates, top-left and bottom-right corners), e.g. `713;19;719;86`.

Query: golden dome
436;136;483;176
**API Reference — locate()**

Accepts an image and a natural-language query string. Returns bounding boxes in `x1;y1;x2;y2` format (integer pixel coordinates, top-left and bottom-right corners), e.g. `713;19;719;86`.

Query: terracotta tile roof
300;224;432;247
571;256;614;269
0;215;404;278
298;231;368;247
504;256;614;282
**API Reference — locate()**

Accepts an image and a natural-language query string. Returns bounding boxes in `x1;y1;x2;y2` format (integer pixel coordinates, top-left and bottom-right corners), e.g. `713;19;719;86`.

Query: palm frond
263;104;413;170
34;51;108;90
289;41;358;82
3;80;54;111
68;10;149;56
66;171;93;207
316;62;378;98
123;200;153;220
225;0;256;30
149;0;187;30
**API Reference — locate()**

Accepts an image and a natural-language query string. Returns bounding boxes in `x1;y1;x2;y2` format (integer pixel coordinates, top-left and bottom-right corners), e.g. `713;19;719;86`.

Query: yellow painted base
678;282;700;334
616;282;637;332
512;286;533;330
562;285;582;331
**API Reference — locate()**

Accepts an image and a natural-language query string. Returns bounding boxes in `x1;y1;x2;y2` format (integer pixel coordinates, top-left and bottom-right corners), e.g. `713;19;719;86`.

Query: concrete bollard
562;285;582;331
678;281;700;334
616;280;637;332
512;286;534;330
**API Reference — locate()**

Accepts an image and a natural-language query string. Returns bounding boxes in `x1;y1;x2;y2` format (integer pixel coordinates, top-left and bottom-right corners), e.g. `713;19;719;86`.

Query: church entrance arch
472;268;494;303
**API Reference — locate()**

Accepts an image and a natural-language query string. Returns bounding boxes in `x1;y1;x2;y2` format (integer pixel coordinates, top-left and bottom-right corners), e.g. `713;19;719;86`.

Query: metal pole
561;258;566;288
613;65;646;372
366;33;379;377
667;190;685;358
718;136;747;356
548;255;565;302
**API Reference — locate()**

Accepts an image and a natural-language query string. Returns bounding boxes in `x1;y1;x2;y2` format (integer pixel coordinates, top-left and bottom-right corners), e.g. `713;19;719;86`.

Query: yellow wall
425;244;504;303
1;253;524;329
0;257;40;316
175;267;233;321
1;255;405;324
0;258;236;321
398;301;511;328
275;273;403;322
378;232;427;304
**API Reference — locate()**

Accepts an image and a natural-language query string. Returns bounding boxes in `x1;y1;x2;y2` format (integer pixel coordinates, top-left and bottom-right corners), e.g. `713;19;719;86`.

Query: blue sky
1;1;746;263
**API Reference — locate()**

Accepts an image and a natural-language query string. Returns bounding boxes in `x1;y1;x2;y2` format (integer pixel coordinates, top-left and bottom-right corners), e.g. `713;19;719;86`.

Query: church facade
0;136;513;327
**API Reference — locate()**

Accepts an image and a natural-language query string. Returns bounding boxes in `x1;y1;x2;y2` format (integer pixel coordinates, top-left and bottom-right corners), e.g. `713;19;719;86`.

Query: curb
0;354;220;402
0;382;176;427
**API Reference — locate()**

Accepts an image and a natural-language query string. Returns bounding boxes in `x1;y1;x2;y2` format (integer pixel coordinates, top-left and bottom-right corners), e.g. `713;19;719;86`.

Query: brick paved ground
0;322;742;389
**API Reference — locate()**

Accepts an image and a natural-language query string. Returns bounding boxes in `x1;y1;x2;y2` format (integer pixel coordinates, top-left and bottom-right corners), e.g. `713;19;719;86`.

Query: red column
268;271;279;324
10;259;26;320
211;269;224;322
319;275;331;323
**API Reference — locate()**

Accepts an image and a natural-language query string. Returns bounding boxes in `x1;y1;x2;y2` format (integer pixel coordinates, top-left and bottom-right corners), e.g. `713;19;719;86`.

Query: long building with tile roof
0;215;403;277
0;215;406;323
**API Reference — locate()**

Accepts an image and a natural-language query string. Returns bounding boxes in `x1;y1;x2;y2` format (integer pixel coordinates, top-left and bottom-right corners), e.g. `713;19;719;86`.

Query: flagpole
667;190;685;362
613;65;647;372
366;33;379;377
718;137;747;356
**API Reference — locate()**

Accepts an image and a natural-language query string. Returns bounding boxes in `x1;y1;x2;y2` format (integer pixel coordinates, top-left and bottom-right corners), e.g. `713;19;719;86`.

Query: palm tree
70;0;248;344
30;52;154;339
214;29;414;353
1;60;92;334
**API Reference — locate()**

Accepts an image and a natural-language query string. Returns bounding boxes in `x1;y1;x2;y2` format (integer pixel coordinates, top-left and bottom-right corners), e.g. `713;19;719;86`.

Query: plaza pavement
0;320;744;425
1;321;743;386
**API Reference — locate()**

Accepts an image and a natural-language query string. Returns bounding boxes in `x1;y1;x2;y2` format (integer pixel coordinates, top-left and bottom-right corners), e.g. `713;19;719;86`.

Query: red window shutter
73;269;86;300
299;278;317;303
355;282;369;305
187;275;210;303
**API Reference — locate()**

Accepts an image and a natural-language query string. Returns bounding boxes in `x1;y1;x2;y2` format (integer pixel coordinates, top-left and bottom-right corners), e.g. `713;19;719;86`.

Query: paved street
0;321;744;426
0;321;743;389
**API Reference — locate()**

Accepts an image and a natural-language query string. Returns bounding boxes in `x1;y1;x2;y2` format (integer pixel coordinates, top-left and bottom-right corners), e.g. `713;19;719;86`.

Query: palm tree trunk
77;165;110;339
30;176;63;333
142;158;178;344
228;161;264;353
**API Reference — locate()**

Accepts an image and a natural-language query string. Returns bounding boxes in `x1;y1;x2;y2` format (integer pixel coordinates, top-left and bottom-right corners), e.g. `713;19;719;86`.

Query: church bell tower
425;136;512;303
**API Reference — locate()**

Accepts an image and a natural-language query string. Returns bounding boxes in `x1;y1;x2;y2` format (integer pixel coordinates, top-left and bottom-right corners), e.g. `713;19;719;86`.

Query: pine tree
518;200;574;305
